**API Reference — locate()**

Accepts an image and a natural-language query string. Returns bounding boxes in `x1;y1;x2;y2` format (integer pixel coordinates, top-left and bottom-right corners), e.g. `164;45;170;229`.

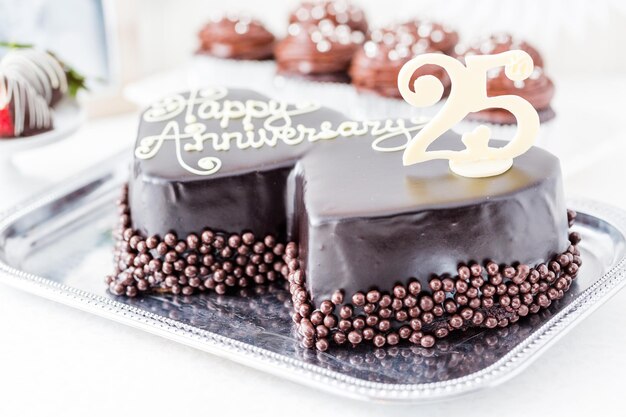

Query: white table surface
1;77;626;416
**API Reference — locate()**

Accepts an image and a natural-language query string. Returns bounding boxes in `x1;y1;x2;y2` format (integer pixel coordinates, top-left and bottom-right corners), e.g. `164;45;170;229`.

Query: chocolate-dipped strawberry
467;66;555;124
275;21;365;82
350;23;452;98
456;33;544;68
0;69;53;138
289;0;368;34
198;13;275;60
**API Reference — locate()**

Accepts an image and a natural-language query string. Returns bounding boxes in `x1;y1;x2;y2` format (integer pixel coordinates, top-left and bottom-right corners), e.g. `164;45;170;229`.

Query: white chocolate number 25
397;50;540;178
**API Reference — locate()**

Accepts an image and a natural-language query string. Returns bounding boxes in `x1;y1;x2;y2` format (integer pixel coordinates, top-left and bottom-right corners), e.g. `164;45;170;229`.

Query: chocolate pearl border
286;210;581;351
108;185;581;351
106;185;289;297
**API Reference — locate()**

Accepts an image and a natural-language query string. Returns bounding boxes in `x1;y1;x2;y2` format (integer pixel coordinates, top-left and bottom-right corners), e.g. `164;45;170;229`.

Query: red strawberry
0;105;15;138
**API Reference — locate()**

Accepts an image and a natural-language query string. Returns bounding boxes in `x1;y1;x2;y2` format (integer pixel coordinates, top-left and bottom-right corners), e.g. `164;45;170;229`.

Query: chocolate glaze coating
198;15;275;60
130;89;568;305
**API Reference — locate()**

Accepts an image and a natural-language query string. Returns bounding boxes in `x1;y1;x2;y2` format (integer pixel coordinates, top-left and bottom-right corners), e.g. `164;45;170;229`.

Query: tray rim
0;172;625;404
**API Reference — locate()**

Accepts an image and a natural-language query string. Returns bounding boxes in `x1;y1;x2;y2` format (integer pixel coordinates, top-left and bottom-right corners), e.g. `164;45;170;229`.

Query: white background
1;1;626;416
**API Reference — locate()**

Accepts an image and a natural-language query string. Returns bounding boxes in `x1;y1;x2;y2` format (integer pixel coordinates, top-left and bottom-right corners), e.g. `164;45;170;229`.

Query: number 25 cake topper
397;50;540;178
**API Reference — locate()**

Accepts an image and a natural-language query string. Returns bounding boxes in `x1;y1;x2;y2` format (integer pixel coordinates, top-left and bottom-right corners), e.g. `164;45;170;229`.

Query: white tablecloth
1;76;626;416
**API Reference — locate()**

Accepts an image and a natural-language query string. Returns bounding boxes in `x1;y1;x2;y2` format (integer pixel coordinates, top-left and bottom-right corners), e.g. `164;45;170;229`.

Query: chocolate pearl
156;242;168;256
315;338;329;351
395;310;408;322
455;294;468;306
485;262;499;276
567;263;579;275
299;319;315;339
164;233;177;247
379;294;392;308
569;232;581;245
403;295;417;308
472;311;485;325
186;253;198;265
515;303;529;316
399;326;411;339
519;281;531;293
466;287;478;298
455;280;468;293
348;330;363;345
184;265;198;278
363;303;375;314
126;286;138;297
503;266;515;279
214;283;226;295
338;319;352;332
547;287;559;300
352;292;366;306
339;305;353;319
420;335;435;348
468;298;480;309
378;319;391;332
470;276;483;288
537;294;551;307
408;280;422;295
433;290;445;303
470;264;483;277
529;269;540;283
408;306;421;318
137;279;149;291
366;290;381;303
386;333;400;345
353;317;366;330
373;334;386;347
435;327;449;338
213;235;226;250
449;315;464;329
549;261;561;274
315;324;329;339
422;312;434;324
444;299;457;314
460;307;474;320
323;314;338;328
224;275;236;287
363;328;375;340
485;317;498;328
507;285;519;296
410;318;422;331
391;298;403;311
432;305;444;317
500;295;511;307
409;331;423;345
331;290;344;305
419;296;434;312
379;308;392;319
241;232;255;246
458;266;471;281
201;230;214;244
523;293;534;305
393;285;407;299
318;300;333;315
366;315;378;327
490;273;503;286
428;279;441;292
310;311;324;325
333;332;347;345
252;242;265;254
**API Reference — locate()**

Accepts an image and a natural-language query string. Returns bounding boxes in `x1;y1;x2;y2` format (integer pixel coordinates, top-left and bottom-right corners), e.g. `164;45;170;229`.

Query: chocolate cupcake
198;13;275;60
275;21;365;82
350;24;452;99
383;20;459;55
456;33;544;68
467;66;555;124
289;0;368;34
0;69;53;138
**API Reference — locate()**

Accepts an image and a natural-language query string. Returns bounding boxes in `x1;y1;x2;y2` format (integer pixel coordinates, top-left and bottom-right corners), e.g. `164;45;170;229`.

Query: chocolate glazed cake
108;87;581;350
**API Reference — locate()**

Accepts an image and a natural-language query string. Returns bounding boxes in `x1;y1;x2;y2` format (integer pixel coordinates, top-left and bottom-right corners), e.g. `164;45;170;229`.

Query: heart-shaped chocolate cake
108;86;580;350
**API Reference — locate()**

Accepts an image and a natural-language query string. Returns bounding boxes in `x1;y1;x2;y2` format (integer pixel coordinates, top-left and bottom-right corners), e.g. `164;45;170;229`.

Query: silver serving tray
1;154;625;403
